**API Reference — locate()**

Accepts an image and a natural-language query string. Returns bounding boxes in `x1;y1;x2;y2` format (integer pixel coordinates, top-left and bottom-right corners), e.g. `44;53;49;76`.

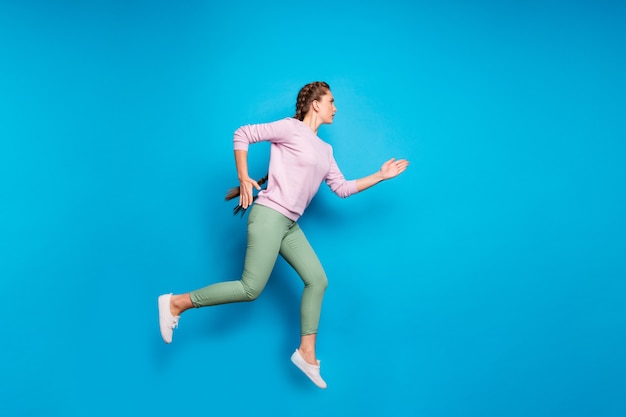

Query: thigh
279;224;327;284
241;205;291;287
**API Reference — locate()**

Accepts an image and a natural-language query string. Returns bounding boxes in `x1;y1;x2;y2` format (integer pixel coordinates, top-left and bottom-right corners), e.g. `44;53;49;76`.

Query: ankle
170;294;189;316
298;347;317;365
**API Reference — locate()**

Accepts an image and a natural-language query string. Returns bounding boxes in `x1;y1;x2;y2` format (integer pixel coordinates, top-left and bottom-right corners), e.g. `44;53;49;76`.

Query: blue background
1;1;625;416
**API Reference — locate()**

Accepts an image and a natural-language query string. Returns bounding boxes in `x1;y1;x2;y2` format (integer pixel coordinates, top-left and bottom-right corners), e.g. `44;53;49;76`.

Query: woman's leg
159;205;292;343
279;223;328;365
189;204;290;307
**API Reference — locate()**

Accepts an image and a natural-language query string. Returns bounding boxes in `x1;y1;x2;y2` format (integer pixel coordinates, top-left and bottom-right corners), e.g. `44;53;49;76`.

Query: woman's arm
231;119;294;209
235;149;261;209
356;158;409;192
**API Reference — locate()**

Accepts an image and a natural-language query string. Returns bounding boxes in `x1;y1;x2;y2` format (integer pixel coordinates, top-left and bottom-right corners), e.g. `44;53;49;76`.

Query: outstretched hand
380;158;409;180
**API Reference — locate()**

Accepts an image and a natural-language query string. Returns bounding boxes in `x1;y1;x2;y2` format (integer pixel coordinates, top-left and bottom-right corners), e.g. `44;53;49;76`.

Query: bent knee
242;284;264;301
320;276;328;291
307;273;328;292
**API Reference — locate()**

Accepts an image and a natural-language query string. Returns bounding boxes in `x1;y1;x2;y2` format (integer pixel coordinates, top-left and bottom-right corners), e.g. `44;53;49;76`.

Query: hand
239;177;261;209
380;158;409;180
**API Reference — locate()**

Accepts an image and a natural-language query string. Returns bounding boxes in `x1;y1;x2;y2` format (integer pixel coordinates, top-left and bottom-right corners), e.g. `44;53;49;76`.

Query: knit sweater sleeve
325;148;358;198
233;118;292;151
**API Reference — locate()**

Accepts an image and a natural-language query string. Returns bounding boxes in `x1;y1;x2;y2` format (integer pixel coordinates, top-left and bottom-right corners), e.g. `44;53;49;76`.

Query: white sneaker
291;349;327;389
158;293;179;344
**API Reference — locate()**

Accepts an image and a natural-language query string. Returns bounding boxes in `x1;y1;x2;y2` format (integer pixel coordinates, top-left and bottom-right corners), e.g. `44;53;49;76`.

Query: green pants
190;204;328;335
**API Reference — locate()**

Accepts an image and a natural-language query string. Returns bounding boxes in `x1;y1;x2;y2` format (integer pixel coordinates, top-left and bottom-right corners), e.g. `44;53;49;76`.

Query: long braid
226;81;330;216
225;174;269;216
294;81;330;120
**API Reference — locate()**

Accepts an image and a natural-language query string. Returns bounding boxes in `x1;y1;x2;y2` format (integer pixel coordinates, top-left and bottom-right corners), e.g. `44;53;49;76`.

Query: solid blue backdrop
1;1;624;416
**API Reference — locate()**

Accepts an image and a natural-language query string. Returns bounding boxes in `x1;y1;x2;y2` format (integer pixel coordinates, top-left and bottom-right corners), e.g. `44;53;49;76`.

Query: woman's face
315;90;337;124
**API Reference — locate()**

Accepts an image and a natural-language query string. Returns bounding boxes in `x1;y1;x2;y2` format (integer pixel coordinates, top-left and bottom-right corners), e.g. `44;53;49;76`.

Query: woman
158;81;408;389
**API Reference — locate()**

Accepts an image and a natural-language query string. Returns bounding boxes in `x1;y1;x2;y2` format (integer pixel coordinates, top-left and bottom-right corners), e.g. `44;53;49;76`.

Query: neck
302;113;322;134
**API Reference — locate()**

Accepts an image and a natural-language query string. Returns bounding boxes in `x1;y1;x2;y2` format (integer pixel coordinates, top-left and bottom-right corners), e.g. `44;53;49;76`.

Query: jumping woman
158;81;408;388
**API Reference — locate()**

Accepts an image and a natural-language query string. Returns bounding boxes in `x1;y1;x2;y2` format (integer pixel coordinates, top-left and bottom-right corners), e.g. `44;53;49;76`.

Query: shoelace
170;317;179;329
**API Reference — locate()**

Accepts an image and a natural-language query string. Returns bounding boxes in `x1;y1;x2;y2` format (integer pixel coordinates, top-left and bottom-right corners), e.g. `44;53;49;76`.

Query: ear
311;100;320;112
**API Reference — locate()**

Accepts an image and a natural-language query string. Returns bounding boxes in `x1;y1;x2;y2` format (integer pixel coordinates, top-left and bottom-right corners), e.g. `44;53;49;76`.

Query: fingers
240;193;252;209
239;178;260;209
382;157;395;169
396;159;409;170
395;159;409;174
381;158;409;179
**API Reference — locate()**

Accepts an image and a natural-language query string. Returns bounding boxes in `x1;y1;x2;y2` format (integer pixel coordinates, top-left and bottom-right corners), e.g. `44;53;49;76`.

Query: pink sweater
233;118;358;221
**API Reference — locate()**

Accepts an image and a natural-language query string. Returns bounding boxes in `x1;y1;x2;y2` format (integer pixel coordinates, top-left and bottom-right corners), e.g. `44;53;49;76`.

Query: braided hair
293;81;330;121
226;81;331;216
